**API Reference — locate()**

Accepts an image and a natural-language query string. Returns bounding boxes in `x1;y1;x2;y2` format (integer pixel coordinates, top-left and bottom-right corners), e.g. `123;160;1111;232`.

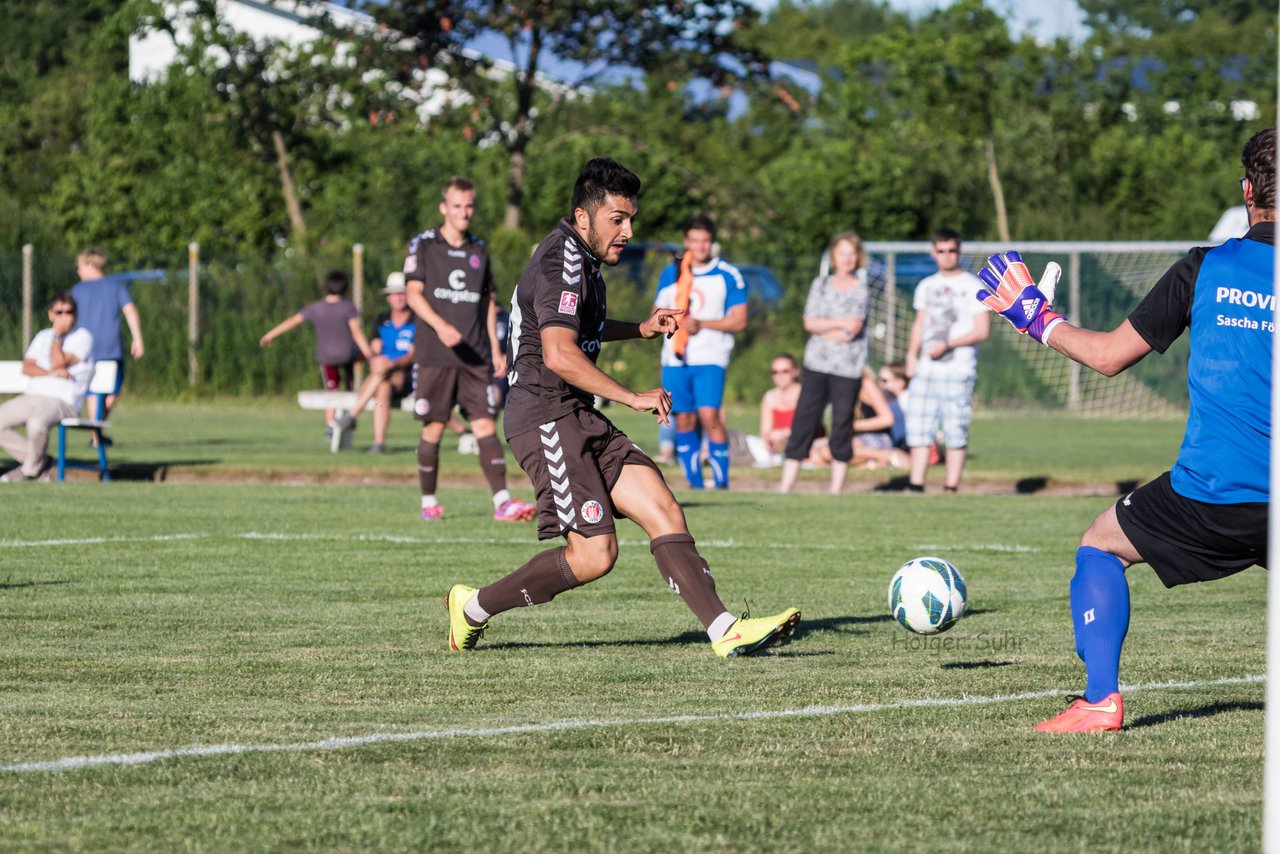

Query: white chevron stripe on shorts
540;420;576;529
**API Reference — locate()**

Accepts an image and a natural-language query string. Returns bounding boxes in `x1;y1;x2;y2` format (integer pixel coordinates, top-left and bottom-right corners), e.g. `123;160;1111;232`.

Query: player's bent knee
565;535;618;582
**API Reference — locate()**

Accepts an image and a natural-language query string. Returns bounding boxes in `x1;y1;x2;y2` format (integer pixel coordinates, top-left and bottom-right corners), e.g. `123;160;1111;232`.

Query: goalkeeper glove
975;251;1065;345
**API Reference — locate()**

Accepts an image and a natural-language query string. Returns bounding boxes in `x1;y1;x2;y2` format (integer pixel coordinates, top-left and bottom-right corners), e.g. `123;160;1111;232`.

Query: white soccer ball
889;557;968;635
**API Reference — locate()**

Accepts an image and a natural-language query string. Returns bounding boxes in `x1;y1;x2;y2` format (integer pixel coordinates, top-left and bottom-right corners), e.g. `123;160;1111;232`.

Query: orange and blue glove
975;251;1065;345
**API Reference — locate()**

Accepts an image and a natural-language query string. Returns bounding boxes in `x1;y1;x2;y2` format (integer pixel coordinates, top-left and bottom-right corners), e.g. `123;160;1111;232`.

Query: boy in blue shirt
71;247;144;425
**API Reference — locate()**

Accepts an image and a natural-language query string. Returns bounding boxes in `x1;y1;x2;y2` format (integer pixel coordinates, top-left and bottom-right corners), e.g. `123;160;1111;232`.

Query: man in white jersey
653;215;747;489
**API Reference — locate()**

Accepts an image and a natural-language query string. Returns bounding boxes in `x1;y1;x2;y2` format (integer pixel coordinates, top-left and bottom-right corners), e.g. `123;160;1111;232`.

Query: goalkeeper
976;127;1274;733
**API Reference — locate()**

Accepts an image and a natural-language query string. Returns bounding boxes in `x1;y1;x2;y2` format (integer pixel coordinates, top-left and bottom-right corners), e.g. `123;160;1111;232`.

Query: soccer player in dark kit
444;158;801;657
404;176;536;523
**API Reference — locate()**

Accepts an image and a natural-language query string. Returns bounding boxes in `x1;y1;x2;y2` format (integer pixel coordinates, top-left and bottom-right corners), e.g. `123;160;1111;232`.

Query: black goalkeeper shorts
1115;471;1268;588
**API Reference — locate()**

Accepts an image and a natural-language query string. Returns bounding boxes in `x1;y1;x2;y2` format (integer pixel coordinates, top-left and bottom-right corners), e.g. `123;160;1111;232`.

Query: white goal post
1264;138;1279;854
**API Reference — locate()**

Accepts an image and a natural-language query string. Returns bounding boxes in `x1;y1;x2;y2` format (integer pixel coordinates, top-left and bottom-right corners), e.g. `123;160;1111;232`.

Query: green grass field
0;467;1266;850
55;397;1186;491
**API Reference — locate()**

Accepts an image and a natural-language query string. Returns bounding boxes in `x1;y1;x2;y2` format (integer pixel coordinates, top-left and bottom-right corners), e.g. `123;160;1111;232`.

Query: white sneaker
457;433;478;455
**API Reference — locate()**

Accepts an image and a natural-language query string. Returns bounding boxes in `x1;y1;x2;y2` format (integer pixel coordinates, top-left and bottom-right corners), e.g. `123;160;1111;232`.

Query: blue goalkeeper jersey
1128;222;1273;504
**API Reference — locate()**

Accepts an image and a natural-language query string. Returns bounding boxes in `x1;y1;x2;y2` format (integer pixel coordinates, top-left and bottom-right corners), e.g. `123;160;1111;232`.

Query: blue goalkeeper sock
1070;546;1130;702
675;430;704;489
708;440;730;489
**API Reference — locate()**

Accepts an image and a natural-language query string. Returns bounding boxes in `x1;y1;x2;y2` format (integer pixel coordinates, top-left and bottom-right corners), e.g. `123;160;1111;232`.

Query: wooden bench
0;360;118;481
296;390;416;453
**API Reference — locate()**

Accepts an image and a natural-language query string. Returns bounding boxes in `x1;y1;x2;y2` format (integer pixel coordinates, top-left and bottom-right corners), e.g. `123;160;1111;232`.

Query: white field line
0;534;205;548
0;531;1040;553
1;674;1263;775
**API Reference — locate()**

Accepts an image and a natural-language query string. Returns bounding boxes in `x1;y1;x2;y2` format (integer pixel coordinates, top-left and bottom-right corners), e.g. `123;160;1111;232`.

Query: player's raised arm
541;325;672;423
975;249;1152;377
601;308;683;342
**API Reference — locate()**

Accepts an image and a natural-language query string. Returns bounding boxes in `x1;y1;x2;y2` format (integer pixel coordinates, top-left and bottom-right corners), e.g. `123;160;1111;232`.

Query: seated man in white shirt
0;292;95;482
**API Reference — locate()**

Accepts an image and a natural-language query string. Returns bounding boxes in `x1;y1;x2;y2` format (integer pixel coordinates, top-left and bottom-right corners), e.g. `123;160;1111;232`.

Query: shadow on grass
1;579;72;590
678;499;784;510
1126;699;1263;730
101;461;220;482
485;611;1001;653
939;660;1018;670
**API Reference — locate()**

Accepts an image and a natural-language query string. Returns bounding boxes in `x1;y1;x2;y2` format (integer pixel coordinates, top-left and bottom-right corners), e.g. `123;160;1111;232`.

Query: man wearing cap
336;272;416;453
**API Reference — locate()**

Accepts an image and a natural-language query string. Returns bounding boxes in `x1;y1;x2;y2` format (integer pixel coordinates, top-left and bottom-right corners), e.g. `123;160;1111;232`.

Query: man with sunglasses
0;293;94;482
904;227;990;493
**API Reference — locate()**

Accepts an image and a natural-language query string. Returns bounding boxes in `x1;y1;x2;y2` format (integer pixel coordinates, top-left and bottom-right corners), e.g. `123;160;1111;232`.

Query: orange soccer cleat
1035;692;1124;733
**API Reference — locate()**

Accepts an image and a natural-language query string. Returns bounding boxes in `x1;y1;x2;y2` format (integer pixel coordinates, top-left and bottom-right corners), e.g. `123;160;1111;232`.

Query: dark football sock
476;547;579;617
650;533;727;629
417;440;440;496
477;435;508;495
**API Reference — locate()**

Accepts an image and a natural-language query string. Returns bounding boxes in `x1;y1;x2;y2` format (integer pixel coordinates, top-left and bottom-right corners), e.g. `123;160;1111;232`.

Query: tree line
1;0;1273;268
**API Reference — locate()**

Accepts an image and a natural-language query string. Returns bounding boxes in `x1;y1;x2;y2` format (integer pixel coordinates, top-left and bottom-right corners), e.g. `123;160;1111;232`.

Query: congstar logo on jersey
433;287;481;304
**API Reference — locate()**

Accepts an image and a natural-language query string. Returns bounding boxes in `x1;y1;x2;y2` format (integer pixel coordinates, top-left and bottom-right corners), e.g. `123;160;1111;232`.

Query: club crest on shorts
558;291;579;314
414;398;431;417
581;500;604;524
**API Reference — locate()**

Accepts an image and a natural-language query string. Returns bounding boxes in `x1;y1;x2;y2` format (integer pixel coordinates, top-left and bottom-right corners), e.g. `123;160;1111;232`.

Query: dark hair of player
323;270;350;296
931;226;962;246
441;175;475;198
683;214;717;241
1242;127;1276;211
571;158;641;217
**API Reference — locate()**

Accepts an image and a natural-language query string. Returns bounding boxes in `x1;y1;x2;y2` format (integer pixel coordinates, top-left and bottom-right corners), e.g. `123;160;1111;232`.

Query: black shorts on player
1115;471;1268;588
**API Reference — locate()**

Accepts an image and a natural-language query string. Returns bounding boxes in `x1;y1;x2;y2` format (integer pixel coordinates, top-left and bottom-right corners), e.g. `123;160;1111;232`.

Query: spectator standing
904;228;990;493
653;215;748;489
403;176;535;523
779;231;870;494
0;293;94;482
71;247;143;427
260;270;373;437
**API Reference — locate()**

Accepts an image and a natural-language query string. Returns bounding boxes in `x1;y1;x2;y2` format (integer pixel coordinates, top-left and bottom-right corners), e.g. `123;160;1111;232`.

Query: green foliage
0;0;1273;405
740;0;905;63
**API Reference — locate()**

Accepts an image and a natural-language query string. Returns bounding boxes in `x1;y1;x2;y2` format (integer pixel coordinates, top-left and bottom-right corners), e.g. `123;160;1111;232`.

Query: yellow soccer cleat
711;607;801;658
445;584;487;651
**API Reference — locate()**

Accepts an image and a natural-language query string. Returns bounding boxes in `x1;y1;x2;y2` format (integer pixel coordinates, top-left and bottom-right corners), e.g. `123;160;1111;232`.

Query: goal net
862;241;1202;417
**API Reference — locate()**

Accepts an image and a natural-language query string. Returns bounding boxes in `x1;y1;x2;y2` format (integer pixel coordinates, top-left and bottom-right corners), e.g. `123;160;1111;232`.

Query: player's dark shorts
508;408;663;541
413;363;497;423
321;362;354;391
1116;471;1268;588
